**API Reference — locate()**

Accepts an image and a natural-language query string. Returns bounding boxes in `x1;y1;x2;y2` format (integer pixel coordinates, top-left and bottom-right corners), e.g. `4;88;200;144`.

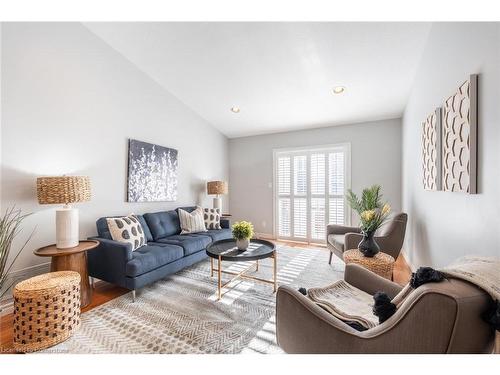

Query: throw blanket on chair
393;256;500;305
442;256;500;353
308;255;500;333
441;256;500;300
307;280;379;329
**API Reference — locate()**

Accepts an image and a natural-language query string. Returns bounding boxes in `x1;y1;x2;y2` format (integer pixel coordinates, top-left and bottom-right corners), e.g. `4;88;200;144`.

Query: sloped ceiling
85;22;431;138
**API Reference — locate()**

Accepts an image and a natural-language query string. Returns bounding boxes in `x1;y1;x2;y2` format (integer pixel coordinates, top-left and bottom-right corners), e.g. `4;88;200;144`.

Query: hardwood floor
0;241;411;354
274;240;413;285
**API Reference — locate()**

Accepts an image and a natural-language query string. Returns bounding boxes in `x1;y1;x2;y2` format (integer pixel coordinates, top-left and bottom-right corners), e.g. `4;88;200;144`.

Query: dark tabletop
206;239;276;261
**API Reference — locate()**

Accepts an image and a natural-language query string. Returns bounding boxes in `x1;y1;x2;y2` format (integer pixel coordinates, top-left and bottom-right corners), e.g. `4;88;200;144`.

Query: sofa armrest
87;237;133;288
344;264;402;298
276;285;365;353
326;224;361;236
220;218;230;229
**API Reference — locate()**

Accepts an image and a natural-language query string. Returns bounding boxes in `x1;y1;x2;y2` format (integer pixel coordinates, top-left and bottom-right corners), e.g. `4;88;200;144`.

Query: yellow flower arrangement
359;206;391;233
346;185;392;233
360;209;375;222
382;203;391;216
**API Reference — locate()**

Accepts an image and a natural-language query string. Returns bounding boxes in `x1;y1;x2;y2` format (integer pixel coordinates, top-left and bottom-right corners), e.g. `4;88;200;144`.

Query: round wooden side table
343;249;395;280
34;240;99;308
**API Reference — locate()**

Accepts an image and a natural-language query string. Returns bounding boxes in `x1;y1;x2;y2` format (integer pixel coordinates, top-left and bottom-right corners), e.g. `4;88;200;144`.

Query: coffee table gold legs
217;256;222;300
273;251;277;292
212;252;278;301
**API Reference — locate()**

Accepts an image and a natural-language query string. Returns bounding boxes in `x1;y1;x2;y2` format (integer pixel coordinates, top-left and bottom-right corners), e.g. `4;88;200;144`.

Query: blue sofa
87;206;231;300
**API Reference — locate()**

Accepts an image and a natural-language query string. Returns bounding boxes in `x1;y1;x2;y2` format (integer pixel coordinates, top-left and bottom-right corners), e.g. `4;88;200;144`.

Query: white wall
229;118;402;236
0;23;2;214
402;23;500;268
0;23;228;277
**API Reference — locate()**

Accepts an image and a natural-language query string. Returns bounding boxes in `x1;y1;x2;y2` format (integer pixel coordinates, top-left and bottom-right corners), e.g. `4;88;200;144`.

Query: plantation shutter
277;156;291;237
275;144;349;243
310;154;325;240
328;151;345;225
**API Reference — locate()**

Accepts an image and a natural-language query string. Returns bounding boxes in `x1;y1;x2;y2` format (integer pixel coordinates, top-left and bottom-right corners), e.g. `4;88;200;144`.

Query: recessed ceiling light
332;86;346;94
231;106;240;113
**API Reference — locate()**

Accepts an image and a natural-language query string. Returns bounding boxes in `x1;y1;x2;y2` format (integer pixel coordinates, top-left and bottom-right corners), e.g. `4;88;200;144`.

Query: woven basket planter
343;249;395;280
13;271;81;353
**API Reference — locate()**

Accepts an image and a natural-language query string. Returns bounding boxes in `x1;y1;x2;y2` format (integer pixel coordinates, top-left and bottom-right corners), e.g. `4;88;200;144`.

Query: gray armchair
326;212;408;263
276;264;495;353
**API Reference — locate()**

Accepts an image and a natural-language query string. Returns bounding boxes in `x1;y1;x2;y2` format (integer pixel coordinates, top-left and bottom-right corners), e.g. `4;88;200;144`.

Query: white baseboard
254;232;275;240
254;233;327;248
0;262;51;316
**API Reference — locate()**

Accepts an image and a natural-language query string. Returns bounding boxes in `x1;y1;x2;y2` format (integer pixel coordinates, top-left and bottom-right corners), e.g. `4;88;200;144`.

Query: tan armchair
276;264;495;354
326;212;408;263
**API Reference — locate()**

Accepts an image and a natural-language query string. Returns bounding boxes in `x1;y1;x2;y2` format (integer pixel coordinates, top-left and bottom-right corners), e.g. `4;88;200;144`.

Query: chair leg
132;290;136;303
328;251;333;265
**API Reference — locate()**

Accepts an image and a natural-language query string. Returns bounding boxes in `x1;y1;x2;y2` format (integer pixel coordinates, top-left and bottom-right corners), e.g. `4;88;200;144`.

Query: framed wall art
127;139;179;202
441;74;478;194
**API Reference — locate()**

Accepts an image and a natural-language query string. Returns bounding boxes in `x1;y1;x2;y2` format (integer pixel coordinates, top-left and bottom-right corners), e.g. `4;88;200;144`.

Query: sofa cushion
125;243;184;277
327;234;345;251
192;229;232;242
155;234;212;256
144;210;181;240
96;214;153;242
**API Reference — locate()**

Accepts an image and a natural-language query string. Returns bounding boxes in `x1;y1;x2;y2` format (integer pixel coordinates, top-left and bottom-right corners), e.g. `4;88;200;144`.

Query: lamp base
213;197;222;211
56;207;79;249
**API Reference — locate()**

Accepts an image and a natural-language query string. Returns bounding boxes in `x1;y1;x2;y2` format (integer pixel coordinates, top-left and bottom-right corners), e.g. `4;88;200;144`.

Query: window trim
272;142;352;243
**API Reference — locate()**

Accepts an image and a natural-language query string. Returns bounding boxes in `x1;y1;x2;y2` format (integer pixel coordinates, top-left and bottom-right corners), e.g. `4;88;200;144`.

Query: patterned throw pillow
106;214;146;251
179;207;208;234
204;208;221;230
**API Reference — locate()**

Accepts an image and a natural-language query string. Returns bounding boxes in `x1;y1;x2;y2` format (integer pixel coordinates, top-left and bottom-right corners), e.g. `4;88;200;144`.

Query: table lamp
37;176;91;249
207;180;228;211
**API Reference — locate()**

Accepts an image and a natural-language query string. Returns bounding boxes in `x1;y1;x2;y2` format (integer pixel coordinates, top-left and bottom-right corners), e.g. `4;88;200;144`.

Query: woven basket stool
13;271;81;352
343;249;395;280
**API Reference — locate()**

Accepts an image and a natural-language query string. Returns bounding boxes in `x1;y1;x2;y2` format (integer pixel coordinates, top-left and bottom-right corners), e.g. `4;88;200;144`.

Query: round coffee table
343;249;395;280
206;239;277;300
33;240;99;308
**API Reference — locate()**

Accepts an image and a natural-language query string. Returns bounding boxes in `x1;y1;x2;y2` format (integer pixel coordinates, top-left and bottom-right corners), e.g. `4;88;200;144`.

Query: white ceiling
85;22;431;138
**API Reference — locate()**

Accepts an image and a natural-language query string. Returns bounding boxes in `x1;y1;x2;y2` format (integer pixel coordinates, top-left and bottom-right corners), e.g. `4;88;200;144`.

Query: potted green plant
0;207;33;309
346;185;391;257
232;221;254;251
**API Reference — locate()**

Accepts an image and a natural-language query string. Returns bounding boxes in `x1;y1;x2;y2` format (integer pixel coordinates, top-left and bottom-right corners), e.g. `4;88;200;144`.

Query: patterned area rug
43;245;344;354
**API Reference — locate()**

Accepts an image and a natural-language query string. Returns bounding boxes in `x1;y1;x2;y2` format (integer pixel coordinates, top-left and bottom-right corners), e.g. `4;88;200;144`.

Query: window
274;144;350;243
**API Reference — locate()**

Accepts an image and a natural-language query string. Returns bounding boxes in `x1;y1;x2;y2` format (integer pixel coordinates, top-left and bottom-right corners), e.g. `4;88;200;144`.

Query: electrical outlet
262;221;267;228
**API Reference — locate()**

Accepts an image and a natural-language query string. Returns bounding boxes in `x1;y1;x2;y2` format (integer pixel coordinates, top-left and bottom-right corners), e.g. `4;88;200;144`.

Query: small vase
236;238;250;251
358;231;380;257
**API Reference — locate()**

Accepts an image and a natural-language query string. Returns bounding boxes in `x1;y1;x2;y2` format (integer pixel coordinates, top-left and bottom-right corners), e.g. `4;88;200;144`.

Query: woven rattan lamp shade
37;176;91;205
207;180;228;195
